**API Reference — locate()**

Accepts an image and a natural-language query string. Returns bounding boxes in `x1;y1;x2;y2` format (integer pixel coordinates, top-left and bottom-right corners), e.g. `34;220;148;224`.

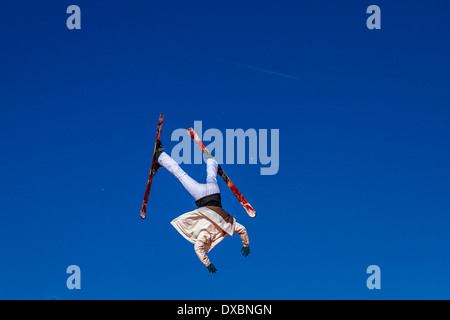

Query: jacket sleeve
194;230;212;266
234;222;249;247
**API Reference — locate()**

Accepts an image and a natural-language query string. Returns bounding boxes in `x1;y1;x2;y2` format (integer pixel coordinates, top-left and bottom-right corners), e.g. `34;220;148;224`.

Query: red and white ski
187;127;256;218
140;114;164;219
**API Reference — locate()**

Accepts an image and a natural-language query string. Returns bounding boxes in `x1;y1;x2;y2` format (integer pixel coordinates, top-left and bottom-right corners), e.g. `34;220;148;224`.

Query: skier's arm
194;231;212;267
234;222;249;247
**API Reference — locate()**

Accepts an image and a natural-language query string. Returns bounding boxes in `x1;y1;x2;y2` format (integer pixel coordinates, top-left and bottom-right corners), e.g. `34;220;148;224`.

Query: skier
152;140;251;273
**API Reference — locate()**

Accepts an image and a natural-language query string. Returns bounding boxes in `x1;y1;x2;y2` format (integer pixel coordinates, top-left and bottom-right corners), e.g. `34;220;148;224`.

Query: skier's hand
207;263;217;273
241;246;250;257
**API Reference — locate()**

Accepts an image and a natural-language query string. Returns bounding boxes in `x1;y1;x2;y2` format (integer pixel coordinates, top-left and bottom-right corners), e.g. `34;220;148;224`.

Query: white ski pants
158;152;220;201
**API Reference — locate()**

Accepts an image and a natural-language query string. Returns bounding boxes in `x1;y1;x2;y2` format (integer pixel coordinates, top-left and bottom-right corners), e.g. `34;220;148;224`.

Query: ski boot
151;140;165;175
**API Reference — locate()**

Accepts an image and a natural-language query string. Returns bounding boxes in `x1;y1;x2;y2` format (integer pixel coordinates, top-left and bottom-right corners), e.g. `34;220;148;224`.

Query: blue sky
0;0;449;299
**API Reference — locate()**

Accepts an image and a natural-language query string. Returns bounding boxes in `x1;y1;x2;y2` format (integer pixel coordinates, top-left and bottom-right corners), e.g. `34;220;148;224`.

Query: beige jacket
171;207;250;266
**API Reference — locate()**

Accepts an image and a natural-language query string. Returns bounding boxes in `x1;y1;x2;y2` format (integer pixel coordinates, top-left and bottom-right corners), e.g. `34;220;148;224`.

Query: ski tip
245;209;256;218
186;128;196;139
245;205;256;218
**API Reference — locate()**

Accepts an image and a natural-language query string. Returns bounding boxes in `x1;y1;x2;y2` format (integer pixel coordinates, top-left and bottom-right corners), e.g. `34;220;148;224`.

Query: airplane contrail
212;58;301;81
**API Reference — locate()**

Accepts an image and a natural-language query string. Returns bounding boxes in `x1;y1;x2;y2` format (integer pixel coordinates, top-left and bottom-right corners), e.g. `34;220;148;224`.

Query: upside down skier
152;140;251;273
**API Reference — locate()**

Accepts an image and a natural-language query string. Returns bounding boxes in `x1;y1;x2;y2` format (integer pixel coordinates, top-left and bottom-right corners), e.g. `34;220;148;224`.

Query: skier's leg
158;152;206;200
205;158;220;195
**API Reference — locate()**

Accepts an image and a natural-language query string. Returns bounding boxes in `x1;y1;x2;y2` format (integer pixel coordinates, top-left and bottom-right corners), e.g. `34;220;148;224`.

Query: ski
187;127;256;218
140;114;164;219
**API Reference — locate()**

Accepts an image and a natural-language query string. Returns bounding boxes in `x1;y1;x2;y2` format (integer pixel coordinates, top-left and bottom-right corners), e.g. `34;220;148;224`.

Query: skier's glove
241;246;250;257
207;263;217;273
